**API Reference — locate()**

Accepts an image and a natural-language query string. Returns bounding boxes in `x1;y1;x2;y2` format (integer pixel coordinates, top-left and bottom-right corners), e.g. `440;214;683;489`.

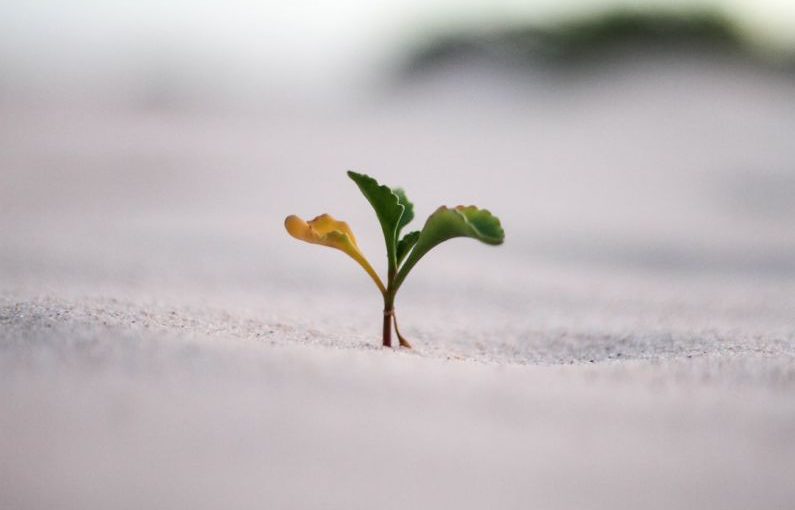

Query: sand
2;58;795;509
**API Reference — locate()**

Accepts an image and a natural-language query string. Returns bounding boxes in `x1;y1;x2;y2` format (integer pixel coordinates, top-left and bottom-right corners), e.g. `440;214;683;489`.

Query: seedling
285;171;504;348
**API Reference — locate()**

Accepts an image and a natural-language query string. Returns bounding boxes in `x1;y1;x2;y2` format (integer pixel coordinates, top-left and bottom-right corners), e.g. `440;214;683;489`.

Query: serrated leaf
396;230;420;266
392;188;414;234
394;206;504;290
347;171;405;268
284;213;386;294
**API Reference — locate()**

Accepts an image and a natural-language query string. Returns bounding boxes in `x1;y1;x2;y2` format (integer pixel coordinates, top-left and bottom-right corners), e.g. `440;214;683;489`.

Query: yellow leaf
284;214;386;294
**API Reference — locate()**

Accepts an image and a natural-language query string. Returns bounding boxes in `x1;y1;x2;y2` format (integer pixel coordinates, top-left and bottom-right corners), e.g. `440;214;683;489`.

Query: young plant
285;171;504;348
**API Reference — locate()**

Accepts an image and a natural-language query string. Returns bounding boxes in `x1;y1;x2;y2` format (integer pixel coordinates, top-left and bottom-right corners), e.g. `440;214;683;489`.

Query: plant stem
382;272;395;347
382;289;412;348
382;265;396;348
382;307;392;347
393;312;412;348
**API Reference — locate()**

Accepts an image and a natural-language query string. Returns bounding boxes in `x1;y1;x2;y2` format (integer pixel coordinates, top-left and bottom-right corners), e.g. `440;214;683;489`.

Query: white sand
2;59;795;509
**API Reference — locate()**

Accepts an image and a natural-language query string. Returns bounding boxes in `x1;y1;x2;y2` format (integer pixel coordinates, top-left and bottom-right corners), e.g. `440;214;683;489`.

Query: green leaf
347;171;405;268
396;230;420;266
394;206;504;290
392;188;414;234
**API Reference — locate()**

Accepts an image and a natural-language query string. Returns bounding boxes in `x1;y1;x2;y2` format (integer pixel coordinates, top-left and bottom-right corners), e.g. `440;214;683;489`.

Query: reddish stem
382;309;393;347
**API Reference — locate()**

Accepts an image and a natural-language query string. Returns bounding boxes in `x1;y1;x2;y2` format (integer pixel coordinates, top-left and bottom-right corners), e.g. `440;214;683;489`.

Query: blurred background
2;4;795;509
1;0;794;303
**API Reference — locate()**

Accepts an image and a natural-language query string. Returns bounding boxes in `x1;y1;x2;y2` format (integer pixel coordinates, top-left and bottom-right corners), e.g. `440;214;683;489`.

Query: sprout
285;171;505;348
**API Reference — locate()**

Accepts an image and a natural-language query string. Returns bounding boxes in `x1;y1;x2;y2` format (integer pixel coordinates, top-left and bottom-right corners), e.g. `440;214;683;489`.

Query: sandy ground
2;58;795;509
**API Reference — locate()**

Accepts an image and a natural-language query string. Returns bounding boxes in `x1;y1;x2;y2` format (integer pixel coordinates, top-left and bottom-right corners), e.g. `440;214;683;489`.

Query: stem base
382;309;392;347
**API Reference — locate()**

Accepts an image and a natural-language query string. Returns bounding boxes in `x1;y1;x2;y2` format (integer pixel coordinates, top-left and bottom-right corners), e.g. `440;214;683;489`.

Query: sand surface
2;59;795;509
